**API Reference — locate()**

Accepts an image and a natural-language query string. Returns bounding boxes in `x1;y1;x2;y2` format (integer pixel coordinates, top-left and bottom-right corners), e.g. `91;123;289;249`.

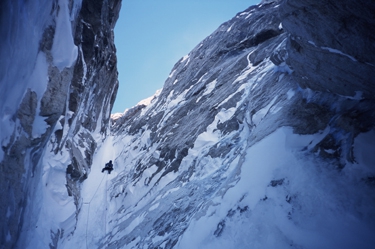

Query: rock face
280;0;375;98
0;0;120;248
104;1;375;248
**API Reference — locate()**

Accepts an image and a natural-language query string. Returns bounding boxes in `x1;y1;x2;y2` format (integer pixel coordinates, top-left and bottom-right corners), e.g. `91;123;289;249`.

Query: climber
102;160;113;174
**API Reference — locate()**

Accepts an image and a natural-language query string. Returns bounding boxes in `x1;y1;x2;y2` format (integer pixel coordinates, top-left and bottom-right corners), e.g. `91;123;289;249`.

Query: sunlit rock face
0;0;120;248
107;1;375;249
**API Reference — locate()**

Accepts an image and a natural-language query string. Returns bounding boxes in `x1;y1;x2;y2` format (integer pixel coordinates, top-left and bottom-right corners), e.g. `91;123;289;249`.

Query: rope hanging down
84;173;107;249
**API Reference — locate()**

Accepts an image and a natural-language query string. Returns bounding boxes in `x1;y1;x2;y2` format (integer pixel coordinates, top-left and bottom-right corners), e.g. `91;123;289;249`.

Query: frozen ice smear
196;79;217;102
321;46;357;61
51;0;78;71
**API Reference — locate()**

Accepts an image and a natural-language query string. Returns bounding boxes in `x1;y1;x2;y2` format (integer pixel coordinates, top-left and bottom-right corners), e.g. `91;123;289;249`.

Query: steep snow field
44;125;375;249
59;136;117;249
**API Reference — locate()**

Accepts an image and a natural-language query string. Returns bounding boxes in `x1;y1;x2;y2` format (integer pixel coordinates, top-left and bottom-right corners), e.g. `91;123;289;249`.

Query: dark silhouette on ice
102;160;113;174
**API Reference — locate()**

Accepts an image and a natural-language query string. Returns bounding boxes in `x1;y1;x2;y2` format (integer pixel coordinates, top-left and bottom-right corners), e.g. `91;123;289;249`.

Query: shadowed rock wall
0;0;121;248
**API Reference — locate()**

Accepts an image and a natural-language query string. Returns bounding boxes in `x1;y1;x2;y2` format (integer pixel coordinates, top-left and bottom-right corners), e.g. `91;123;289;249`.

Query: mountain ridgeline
0;0;374;248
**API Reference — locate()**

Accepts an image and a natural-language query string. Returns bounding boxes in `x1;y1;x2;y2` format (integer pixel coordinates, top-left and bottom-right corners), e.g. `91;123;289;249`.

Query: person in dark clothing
102;160;113;174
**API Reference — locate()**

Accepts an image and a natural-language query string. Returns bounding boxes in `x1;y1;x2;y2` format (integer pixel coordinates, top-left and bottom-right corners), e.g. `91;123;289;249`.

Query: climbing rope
105;173;108;235
84;172;107;249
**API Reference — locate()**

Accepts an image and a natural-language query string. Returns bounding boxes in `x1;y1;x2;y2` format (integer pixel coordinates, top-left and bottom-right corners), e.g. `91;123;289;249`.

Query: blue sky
113;1;260;113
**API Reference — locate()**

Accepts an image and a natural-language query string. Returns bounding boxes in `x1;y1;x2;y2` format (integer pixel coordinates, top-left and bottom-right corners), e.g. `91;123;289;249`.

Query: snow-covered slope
1;0;375;248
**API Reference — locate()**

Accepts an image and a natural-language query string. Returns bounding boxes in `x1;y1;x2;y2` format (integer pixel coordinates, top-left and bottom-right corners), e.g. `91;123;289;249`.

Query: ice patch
137;89;162;107
32;115;49;138
308;40;317;46
273;62;293;74
321;46;357;62
179;107;236;179
181;54;189;63
286;89;295;100
51;0;78;70
227;23;235;32
149;202;159;211
233;66;255;85
123;212;146;235
168;69;177;78
27;52;48;101
337;91;364;100
196;79;217;103
252;96;278;125
219;84;246;107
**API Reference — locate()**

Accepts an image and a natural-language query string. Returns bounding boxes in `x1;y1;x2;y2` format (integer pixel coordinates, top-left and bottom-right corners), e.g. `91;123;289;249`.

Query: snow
308;40;317;46
149;202;159;211
286;89;295;99
51;0;78;71
178;107;237;180
232;64;255;84
59;136;117;248
337;90;364;100
0;0;52;118
177;127;375;249
111;112;124;121
31;54;50;138
245;13;253;19
32;116;49;138
21;143;76;248
252;96;277;125
219;84;245;107
137;89;161;107
307;41;357;62
226;23;235;32
168;69;177;78
181;54;189;63
273;61;293;74
196;79;217;102
0;24;50;159
122;212;146;235
27;52;49;101
321;46;357;61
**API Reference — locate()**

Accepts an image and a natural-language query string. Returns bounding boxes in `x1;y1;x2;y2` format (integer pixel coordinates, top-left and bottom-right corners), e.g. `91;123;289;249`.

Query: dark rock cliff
280;0;375;98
